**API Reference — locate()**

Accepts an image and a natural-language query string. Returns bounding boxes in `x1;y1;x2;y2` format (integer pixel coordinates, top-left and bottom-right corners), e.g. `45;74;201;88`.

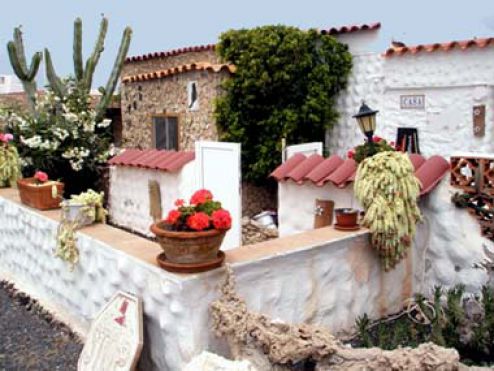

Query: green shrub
215;25;352;183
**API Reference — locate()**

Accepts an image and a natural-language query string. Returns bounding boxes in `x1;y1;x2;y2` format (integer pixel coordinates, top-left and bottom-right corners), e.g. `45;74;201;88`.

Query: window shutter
153;117;167;149
167;117;179;150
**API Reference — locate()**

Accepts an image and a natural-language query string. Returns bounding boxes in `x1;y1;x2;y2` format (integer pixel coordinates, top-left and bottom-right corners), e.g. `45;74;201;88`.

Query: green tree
215;25;352;183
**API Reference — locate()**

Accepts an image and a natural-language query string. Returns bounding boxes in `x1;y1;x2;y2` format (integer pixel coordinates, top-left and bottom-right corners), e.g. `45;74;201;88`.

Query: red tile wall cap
384;37;494;57
270;153;307;181
320;158;357;187
125;44;216;63
272;152;448;195
320;22;381;36
304;154;345;184
108;149;195;172
415;155;450;196
286;154;325;183
409;153;426;171
122;62;236;83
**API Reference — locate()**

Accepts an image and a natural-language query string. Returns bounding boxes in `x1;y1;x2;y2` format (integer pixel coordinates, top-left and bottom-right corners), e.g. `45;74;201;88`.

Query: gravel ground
0;281;82;370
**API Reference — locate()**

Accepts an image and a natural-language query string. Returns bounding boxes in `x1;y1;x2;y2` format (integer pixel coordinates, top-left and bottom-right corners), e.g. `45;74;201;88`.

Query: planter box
17;178;64;210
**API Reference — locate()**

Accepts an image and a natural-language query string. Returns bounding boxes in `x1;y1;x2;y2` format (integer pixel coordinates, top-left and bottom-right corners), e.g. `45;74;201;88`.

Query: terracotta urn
150;221;227;264
334;208;359;227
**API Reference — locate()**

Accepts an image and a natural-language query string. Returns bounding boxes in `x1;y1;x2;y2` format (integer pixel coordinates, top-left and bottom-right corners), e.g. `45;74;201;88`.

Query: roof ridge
122;62;236;83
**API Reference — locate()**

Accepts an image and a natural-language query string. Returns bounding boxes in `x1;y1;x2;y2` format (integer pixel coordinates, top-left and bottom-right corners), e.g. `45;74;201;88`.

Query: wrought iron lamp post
353;102;379;143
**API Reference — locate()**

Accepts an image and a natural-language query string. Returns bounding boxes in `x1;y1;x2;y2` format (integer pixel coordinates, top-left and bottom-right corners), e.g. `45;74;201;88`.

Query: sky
1;0;494;87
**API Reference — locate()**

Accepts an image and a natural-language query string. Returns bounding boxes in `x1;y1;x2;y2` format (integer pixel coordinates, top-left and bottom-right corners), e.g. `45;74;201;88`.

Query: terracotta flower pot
150;221;227;264
334;208;359;227
17;178;64;210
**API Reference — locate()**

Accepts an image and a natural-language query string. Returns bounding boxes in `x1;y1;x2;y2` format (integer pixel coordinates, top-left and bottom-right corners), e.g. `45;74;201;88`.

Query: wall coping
0;187;369;281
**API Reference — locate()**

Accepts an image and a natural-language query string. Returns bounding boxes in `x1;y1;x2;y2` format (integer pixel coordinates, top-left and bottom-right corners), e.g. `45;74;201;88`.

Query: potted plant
334;208;360;228
61;189;107;227
0;132;21;188
17;171;64;210
150;189;232;270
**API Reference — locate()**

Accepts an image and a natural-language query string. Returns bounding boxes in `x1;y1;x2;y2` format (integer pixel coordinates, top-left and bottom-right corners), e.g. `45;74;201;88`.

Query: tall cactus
6;27;42;113
45;17;132;122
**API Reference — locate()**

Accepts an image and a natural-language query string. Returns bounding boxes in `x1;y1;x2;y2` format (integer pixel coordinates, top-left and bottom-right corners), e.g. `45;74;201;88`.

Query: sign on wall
78;291;143;371
400;95;425;110
473;105;486;137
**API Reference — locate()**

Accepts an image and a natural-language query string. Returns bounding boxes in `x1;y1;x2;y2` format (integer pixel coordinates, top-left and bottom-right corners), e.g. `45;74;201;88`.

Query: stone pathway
0;281;82;370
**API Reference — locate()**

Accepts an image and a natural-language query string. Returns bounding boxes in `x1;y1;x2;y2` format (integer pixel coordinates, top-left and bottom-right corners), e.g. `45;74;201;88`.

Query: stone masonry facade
120;49;228;150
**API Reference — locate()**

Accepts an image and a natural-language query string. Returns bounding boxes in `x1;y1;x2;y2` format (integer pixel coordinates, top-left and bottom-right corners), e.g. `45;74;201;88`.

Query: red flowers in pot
150;189;232;271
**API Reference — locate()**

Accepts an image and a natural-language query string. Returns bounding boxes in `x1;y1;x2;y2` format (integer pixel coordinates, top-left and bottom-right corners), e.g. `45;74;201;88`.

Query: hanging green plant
354;151;422;271
55;190;107;270
0;133;21;187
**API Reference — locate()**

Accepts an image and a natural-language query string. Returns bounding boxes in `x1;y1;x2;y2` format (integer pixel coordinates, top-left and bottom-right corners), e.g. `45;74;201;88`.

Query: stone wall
120;69;229;150
122;49;219;76
241;181;277;217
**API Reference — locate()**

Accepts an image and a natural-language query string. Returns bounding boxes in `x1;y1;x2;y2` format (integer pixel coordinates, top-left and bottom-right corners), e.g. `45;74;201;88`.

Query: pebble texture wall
328;48;494;157
0;192;413;370
278;177;493;295
108;163;195;237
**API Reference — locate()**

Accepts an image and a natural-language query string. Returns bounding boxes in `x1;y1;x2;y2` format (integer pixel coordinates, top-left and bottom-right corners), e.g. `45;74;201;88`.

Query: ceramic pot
150;221;227;264
334;208;359;227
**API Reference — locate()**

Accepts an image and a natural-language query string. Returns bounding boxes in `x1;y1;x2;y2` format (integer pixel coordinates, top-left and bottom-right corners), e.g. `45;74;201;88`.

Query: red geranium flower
372;136;382;143
212;209;232;230
187;212;210;231
347;149;355;159
190;189;213;205
165;210;181;225
34;171;49;183
174;199;185;207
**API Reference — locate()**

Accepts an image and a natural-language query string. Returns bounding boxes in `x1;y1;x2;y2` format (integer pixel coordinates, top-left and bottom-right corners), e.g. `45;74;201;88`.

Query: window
152;115;179;150
187;81;199;111
0;76;5;85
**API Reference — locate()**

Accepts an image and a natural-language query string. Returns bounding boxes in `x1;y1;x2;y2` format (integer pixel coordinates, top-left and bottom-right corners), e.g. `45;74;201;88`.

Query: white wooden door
285;142;323;161
195;141;241;250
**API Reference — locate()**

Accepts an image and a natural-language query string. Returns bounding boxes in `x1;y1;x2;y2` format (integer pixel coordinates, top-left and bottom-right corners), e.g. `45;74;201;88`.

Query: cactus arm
7;42;29;80
44;49;65;97
6;27;41;113
95;27;132;122
73;18;84;81
13;27;28;71
83;17;108;92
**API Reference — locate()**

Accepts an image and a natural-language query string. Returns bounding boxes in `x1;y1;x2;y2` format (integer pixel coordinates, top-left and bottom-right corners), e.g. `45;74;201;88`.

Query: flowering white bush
2;79;116;193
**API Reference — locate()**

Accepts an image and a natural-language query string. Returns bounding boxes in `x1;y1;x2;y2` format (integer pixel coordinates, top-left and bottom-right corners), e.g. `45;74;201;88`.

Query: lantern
353;102;378;143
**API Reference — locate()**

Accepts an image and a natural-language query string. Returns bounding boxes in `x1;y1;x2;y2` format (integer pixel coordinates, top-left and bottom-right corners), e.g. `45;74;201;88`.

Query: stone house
119;23;381;152
120;45;234;151
119;23;382;216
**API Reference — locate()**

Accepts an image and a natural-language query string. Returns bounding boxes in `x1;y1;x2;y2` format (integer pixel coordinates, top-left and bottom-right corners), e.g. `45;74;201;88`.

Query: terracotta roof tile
270;153;307;180
272;152;449;195
122;62;236;83
321;159;357;187
415;155;450;196
409;153;426;171
320;22;381;36
286;154;324;182
108;149;194;172
125;23;381;64
384;37;494;57
125;44;216;63
304;155;345;183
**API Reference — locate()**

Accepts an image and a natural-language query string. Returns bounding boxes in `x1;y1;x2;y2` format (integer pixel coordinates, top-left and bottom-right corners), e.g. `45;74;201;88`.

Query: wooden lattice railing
451;154;494;240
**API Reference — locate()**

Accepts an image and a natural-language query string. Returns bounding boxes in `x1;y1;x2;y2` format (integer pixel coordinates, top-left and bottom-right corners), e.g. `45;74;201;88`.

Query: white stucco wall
0;193;413;370
329;48;494;157
278;181;361;237
278;177;493;295
108;163;196;237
